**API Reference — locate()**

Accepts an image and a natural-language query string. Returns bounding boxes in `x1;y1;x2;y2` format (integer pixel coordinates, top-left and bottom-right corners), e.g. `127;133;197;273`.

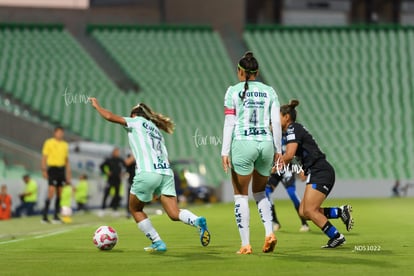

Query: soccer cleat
262;233;277;253
194;216;210;247
340;205;354;231
41;218;51;224
321;234;346;248
144;240;167;252
51;217;63;224
62;216;72;224
273;223;281;232
236;244;252;255
299;224;310;232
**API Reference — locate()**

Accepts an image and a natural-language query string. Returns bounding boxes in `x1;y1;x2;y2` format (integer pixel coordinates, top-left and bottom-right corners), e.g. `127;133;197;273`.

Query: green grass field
0;197;413;276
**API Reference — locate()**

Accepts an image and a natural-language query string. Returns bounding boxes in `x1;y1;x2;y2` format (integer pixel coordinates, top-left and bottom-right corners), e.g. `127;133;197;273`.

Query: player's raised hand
88;97;100;109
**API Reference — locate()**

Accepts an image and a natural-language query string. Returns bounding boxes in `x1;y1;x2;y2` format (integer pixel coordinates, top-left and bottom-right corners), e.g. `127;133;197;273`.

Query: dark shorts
48;166;66;187
306;159;335;196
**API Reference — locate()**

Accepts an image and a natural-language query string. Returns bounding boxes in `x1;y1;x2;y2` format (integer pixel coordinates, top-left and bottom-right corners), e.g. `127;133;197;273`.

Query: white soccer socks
138;218;161;243
234;195;250;246
253;191;274;237
178;209;198;226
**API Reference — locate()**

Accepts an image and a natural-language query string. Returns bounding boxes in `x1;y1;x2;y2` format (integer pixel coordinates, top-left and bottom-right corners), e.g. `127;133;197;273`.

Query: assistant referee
41;126;71;223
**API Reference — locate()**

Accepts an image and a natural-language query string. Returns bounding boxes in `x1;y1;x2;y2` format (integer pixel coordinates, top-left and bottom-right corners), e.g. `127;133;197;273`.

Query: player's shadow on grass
149;248;226;262
298;230;360;237
101;249;125;253
275;252;397;269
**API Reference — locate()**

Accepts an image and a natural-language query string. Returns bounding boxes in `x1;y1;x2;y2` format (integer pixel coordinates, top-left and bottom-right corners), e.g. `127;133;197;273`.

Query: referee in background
41;126;71;223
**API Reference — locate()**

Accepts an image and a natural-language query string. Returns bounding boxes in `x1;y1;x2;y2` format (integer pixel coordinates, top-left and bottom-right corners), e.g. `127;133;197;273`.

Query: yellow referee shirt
42;138;69;167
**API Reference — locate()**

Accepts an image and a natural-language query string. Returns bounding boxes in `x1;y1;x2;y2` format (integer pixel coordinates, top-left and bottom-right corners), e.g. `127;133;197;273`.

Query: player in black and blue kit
277;99;354;248
265;135;309;232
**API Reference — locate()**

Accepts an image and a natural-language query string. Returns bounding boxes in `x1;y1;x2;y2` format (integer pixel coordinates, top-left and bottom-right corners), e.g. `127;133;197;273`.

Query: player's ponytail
238;51;259;100
280;99;300;122
130;103;175;134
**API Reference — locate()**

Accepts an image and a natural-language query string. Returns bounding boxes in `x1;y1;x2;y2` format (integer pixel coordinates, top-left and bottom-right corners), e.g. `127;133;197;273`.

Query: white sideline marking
0;224;92;246
33;229;72;239
0;229;70;245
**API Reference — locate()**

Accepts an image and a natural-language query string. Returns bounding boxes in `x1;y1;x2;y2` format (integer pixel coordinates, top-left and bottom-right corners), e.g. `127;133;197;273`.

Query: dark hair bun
244;51;254;59
289;99;299;108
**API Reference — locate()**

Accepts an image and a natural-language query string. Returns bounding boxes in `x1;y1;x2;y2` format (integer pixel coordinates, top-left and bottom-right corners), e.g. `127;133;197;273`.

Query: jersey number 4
150;137;163;155
249;109;258;125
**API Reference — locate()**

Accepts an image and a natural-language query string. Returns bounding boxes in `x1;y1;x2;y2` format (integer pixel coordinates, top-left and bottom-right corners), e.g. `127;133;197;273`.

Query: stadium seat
244;25;414;179
89;25;236;185
0;158;6;178
0;25;124;141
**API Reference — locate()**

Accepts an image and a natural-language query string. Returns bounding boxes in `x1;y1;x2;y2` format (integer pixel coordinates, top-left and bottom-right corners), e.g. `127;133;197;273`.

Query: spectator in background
392;179;400;197
41;126;71;224
0;184;12;220
15;174;38;217
173;169;188;206
99;147;125;216
60;181;73;223
75;174;89;212
125;154;136;218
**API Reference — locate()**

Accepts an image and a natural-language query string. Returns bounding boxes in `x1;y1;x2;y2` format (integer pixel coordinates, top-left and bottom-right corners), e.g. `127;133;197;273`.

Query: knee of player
304;204;322;220
302;207;316;219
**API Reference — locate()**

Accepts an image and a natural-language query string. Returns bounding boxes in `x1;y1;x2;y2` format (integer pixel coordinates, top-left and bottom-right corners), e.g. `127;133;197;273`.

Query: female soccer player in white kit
90;98;210;252
221;52;282;254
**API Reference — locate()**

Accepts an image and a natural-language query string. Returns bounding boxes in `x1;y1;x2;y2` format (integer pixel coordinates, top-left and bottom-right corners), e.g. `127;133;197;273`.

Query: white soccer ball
93;226;118;250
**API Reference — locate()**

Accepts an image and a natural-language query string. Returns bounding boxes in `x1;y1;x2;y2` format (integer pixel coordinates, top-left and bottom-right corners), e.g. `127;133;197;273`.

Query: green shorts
130;172;176;202
231;140;274;176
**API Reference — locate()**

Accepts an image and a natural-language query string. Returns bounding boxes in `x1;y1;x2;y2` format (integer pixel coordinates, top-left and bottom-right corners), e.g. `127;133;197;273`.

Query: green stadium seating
244;25;414;179
5;164;27;179
3;23;413;181
90;25;236;185
0;24;235;186
0;158;6;178
0;25;123;137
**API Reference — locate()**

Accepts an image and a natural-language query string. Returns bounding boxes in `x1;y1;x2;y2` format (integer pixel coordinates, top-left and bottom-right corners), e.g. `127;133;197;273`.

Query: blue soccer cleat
144;240;167;252
195;216;211;247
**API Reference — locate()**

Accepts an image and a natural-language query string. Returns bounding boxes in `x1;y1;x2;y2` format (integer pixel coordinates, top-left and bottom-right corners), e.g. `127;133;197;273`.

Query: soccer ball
93;226;118;250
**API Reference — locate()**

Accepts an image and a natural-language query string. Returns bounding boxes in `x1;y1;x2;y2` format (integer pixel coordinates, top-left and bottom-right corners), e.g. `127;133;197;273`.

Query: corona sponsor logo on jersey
238;91;268;98
142;122;162;137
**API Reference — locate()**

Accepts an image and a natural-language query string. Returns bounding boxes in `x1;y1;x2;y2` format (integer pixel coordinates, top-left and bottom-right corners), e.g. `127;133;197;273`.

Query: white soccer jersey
124;116;172;176
224;81;280;142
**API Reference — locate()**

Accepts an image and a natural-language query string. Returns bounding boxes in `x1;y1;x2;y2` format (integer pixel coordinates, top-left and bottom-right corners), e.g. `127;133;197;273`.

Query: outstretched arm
89;97;126;126
221;113;236;173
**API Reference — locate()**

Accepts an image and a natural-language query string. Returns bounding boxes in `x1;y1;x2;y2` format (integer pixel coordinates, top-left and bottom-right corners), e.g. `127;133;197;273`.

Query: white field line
0;223;93;245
